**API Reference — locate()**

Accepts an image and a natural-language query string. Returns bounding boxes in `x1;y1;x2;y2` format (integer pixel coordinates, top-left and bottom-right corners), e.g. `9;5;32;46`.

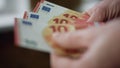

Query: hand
51;18;120;68
85;0;120;22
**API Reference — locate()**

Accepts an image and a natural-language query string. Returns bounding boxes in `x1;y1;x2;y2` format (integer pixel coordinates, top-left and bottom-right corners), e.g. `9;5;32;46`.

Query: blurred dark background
0;31;50;68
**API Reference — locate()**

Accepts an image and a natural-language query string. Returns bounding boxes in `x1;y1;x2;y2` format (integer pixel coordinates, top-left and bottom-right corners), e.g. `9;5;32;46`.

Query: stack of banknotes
15;0;103;58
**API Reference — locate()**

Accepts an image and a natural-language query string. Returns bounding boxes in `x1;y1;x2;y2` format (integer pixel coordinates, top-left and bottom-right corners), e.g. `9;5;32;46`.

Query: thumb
52;27;102;49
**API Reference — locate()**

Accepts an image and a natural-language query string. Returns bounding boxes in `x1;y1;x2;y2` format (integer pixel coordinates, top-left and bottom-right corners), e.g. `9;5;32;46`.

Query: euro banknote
15;0;104;58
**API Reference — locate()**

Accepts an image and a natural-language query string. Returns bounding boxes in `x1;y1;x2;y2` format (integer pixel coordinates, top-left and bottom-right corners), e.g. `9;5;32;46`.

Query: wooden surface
0;31;50;68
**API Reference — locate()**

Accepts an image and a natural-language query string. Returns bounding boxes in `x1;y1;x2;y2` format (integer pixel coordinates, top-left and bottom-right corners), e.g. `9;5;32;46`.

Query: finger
83;6;97;16
52;27;101;49
87;6;106;22
86;1;107;22
75;20;120;68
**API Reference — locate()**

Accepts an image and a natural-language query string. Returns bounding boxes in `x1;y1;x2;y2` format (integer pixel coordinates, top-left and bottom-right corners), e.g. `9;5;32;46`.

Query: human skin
86;0;120;22
51;18;120;68
51;0;120;68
